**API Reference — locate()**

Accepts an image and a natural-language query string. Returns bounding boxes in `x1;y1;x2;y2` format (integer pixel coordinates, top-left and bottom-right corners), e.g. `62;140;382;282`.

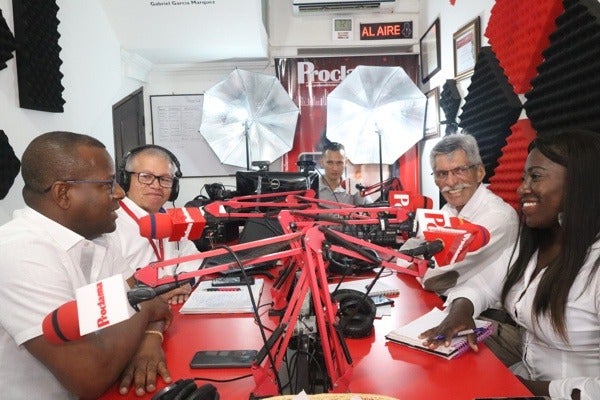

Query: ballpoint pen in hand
434;327;487;341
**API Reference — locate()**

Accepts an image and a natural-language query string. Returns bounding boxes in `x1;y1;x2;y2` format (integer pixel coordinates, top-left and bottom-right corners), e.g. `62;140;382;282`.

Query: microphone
138;207;206;241
42;279;185;344
399;239;444;259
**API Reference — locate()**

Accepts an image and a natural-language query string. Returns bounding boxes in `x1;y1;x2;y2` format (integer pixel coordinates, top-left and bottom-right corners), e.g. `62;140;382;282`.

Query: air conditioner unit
292;0;397;14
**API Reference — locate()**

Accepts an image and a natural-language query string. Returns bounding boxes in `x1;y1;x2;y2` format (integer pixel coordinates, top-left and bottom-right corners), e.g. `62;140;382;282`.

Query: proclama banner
275;55;421;193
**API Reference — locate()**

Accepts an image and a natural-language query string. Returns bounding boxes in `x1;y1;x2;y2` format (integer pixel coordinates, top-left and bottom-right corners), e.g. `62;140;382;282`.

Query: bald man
0;132;172;399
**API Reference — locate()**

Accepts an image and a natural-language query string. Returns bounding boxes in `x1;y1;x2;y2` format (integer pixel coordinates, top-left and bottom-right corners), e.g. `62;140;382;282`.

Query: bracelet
145;330;164;343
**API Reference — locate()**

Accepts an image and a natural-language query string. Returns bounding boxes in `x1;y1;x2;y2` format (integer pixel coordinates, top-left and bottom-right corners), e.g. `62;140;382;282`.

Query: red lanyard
119;200;164;261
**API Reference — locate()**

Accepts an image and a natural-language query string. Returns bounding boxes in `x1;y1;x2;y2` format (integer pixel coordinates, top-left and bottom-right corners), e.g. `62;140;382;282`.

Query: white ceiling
99;0;268;65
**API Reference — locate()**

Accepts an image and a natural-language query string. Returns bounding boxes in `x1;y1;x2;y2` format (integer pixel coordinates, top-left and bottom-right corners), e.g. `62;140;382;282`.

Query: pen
204;288;241;292
434;327;486;341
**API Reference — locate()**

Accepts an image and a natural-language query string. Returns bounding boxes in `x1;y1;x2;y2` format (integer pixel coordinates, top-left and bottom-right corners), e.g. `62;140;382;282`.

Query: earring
558;212;564;227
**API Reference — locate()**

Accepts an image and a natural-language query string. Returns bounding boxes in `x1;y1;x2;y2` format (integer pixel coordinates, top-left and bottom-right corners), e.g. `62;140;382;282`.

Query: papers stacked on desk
180;279;264;314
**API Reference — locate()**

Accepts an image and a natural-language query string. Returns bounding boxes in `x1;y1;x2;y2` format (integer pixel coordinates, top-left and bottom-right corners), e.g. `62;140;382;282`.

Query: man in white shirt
0;132;172;399
422;134;519;294
421;133;520;367
113;145;202;303
318;142;372;206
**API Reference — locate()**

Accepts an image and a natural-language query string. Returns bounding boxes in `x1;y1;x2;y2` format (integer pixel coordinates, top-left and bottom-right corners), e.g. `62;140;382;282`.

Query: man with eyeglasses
422;133;521;368
423;133;518;294
112;145;201;304
0;132;173;398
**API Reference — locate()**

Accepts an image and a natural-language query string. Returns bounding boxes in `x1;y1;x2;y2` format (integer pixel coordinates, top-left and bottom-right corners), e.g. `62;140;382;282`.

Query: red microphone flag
448;217;491;251
389;191;433;211
166;207;205;241
422;218;491;266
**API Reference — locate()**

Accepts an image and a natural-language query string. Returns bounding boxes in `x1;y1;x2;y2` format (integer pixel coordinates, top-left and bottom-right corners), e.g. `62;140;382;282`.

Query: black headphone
331;288;376;338
325;246;378;276
118;144;182;202
327;254;377;276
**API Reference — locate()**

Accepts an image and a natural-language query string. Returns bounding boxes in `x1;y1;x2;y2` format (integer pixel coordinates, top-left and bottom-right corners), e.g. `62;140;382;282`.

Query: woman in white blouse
419;129;600;400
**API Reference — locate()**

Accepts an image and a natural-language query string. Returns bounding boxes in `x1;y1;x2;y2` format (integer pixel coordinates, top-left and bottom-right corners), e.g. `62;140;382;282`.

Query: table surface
99;272;533;400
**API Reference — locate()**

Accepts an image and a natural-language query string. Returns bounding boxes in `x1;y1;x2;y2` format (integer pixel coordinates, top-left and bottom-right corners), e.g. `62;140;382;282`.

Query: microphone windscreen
42;300;80;344
421;195;434;210
138;213;173;239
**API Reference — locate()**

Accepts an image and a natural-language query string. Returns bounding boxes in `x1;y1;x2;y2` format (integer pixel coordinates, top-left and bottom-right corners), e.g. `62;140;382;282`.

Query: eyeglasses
128;172;175;188
43;178;118;194
432;164;478;181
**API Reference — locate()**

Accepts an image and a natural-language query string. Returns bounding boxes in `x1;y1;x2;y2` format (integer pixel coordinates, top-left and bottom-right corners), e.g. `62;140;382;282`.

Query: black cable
211;243;284;395
173;241;182;274
191;374;253;383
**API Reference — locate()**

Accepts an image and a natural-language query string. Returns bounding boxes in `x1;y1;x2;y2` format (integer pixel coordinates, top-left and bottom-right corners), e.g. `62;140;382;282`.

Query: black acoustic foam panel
0;8;16;70
0;129;21;199
439;79;460;136
12;0;65;112
458;46;522;182
524;0;600;135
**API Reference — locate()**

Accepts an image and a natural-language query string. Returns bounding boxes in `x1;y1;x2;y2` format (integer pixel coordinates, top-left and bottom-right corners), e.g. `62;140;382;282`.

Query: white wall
144;61;277;206
0;0;497;222
0;0;142;224
418;0;495;209
269;0;420;57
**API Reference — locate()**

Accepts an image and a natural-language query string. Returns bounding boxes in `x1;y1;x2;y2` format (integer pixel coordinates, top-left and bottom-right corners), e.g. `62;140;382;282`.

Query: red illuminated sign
360;21;413;40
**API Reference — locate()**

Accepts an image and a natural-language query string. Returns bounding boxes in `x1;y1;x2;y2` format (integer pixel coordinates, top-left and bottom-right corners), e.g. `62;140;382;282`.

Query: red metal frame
133;204;436;396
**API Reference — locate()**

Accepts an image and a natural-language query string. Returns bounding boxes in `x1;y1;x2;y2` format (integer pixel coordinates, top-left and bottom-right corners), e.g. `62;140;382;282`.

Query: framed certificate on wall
419;18;441;84
453;17;481;78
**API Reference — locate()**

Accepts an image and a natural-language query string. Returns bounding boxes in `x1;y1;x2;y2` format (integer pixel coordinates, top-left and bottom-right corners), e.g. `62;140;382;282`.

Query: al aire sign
360;21;413;40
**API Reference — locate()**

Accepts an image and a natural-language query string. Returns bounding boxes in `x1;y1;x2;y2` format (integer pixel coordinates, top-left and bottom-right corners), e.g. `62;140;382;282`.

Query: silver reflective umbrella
200;69;299;170
326;65;426;180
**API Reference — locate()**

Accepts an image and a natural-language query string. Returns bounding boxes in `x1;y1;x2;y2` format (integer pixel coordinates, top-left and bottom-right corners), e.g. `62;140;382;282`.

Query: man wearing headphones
112;145;202;303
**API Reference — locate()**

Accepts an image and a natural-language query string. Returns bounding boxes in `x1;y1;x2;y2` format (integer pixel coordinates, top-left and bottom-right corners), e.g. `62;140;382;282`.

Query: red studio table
99;272;532;400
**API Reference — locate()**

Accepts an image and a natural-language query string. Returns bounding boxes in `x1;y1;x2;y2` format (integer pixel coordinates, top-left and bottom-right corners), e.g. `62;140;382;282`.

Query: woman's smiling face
518;148;566;229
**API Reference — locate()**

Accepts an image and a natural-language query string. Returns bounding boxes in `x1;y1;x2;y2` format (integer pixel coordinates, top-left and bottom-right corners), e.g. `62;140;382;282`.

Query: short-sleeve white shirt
423;184;519;295
0;207;131;399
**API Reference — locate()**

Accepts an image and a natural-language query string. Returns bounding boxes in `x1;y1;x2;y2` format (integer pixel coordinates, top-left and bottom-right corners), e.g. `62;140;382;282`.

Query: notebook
385;307;494;359
328;277;399;297
180;279;264;314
